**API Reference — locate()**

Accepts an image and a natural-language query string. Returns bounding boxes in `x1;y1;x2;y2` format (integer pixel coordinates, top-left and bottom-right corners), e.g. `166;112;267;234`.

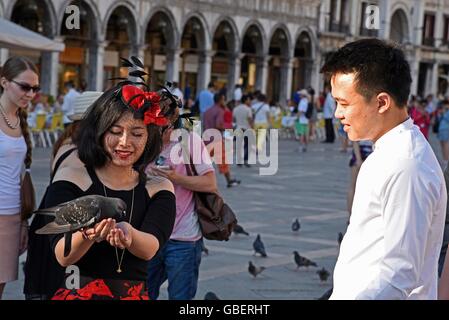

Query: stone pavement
3;132;444;300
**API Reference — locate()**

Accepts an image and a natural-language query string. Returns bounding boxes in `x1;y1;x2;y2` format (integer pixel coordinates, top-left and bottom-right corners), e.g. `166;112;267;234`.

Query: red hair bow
121;85;168;126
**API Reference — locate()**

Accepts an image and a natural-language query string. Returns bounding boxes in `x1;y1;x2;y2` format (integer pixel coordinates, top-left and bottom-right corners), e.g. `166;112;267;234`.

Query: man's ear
377;92;392;114
0;77;8;90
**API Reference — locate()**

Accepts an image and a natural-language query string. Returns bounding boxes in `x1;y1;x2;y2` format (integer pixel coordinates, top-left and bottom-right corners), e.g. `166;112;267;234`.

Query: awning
0;18;65;52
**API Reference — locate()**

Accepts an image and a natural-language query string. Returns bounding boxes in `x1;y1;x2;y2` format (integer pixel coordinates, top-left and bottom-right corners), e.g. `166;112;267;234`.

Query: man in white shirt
321;38;447;300
170;82;184;107
233;84;242;104
61;81;80;127
322;85;336;143
233;95;253;166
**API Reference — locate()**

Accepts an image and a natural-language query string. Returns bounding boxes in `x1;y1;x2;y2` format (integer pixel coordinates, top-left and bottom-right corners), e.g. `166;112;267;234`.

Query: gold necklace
103;184;135;274
0;102;20;130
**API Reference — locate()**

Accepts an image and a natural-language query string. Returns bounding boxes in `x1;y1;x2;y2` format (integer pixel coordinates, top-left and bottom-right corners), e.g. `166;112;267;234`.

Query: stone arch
58;0;100;40
211;16;240;55
181;11;211;51
102;0;138;46
142;6;178;50
268;23;292;58
241;19;267;55
390;7;410;44
8;0;58;37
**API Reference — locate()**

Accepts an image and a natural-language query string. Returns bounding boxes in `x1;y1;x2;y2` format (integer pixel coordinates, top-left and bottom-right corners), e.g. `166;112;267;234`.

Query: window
443;15;449;45
422;13;435;46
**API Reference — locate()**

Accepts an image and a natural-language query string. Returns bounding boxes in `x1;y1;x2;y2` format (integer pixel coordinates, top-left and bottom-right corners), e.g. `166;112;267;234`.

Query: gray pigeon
317;267;330;282
338;232;344;246
201;241;209;256
34;195;126;257
233;223;249;236
248;261;266;278
204;291;220;300
293;251;317;269
253;234;267;257
292;218;301;232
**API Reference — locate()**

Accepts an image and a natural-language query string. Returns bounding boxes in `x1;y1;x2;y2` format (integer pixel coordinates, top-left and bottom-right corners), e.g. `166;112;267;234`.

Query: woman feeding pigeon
44;57;177;300
0;56;38;299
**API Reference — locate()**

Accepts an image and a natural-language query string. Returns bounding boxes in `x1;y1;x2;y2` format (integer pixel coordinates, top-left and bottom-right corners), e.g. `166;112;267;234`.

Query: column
41;50;60;96
311;53;321;93
279;57;293;106
430;62;439;96
197;50;213;93
379;0;391;39
227;52;244;101
0;48;9;66
88;41;107;91
166;48;182;83
349;0;359;37
407;52;420;96
255;55;269;93
413;0;425;45
435;10;444;48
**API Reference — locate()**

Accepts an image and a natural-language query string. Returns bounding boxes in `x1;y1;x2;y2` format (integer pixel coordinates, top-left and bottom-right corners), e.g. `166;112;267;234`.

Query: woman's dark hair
320;38;412;107
52;121;81;158
0;56;38;220
74;86;163;181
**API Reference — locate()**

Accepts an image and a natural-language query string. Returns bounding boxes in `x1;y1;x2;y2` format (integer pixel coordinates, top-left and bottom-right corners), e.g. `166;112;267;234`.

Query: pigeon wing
36;217;96;235
55;197;100;225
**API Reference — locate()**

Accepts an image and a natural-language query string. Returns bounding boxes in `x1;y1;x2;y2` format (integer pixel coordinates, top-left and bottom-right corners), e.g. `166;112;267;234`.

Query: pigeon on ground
338;232;344;246
253;234;267;257
34;195;126;257
317;288;333;300
248;261;266;278
201;241;209;256
204;291;220;300
293;251;317;269
317;267;330;282
233;223;250;236
291;218;301;232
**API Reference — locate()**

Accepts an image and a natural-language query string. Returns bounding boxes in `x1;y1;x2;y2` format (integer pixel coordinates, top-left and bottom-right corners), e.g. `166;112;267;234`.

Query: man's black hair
320;38;412;107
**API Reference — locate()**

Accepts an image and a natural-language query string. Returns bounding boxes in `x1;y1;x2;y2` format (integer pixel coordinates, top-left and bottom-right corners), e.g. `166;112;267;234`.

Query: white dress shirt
61;88;80;124
323;92;336;119
331;118;447;300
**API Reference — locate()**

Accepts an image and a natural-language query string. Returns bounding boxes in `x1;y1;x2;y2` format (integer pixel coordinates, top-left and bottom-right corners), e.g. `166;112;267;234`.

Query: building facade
1;0;449;103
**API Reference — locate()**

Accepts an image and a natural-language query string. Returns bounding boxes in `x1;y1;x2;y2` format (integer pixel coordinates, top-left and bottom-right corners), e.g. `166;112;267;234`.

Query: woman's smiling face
103;112;148;167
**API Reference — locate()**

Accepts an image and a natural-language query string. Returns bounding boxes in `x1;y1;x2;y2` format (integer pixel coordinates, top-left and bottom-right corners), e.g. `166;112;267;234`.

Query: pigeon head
100;197;127;220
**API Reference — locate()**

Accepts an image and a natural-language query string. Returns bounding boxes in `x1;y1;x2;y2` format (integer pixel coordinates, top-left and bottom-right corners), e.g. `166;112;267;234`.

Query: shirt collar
373;117;413;151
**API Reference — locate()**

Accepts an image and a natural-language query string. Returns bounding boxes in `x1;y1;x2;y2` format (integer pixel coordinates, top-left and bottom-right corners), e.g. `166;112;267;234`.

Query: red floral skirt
52;276;149;300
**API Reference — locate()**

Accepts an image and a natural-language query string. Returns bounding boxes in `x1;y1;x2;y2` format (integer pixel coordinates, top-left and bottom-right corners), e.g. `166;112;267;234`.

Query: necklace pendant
117;268;122;273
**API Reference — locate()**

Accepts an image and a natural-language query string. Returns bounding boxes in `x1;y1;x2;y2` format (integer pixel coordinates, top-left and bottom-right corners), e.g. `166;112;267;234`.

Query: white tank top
0;128;26;215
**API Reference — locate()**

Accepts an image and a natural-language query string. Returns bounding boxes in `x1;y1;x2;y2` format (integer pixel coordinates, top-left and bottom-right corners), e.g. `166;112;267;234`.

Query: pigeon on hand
317;267;330;282
204;291;220;300
293;251;317;269
291;218;301;232
233;223;249;236
253;234;267;257
34;195;126;257
248;261;266;278
338;232;344;246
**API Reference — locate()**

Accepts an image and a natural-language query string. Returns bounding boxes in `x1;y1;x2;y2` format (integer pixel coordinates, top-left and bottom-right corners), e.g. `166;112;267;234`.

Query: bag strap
253;103;265;117
50;147;77;182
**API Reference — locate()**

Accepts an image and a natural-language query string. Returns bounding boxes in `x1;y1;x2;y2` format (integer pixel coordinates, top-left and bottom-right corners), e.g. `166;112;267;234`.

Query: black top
46;166;176;282
24;147;77;297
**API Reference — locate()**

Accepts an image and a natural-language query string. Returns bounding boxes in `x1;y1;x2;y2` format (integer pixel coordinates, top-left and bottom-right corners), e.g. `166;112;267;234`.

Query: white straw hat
68;91;103;121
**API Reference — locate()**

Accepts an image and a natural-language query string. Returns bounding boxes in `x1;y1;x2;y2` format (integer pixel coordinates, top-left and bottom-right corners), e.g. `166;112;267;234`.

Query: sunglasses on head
11;80;41;93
